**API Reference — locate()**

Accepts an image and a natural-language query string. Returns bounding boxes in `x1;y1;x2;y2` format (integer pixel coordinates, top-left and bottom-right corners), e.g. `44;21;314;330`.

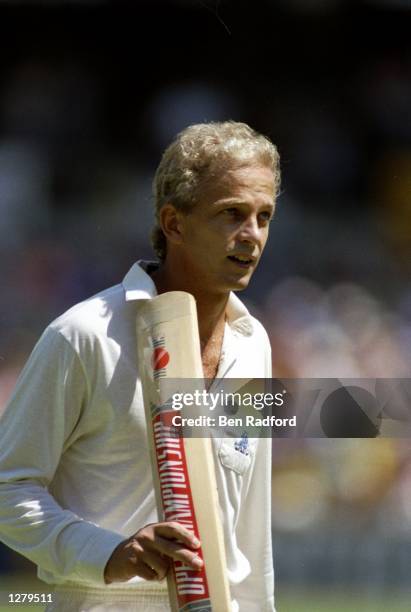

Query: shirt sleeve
0;327;124;585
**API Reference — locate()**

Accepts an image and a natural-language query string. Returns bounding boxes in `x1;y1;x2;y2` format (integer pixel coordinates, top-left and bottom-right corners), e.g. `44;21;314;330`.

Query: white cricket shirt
0;262;275;611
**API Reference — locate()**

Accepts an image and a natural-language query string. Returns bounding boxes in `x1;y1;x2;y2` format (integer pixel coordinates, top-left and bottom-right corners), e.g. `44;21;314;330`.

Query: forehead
200;164;275;203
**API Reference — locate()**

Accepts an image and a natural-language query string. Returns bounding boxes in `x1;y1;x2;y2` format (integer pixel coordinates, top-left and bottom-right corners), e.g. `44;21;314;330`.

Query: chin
224;274;253;292
232;280;250;292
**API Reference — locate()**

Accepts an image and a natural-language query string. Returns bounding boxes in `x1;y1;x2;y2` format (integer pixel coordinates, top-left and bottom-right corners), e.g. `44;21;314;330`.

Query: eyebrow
213;197;275;209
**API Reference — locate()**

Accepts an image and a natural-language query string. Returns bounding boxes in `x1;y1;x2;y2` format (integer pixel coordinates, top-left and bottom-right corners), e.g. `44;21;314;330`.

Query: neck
150;262;229;345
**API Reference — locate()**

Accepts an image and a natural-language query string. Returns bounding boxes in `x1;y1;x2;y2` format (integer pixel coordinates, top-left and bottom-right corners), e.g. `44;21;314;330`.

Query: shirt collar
122;260;254;336
122;260;158;300
225;292;254;336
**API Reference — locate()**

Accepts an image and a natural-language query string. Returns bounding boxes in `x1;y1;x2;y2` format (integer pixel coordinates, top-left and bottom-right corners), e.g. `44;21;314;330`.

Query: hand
104;521;203;584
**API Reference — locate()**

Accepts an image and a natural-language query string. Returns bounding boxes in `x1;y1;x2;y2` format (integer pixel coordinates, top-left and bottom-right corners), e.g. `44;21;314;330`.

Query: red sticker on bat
152;347;170;370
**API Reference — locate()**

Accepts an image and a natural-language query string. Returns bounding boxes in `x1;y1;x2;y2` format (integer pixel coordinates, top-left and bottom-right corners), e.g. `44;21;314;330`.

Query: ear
159;203;185;246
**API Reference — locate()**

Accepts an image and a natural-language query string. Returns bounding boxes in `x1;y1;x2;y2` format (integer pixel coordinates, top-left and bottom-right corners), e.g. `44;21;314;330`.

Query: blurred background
0;0;410;610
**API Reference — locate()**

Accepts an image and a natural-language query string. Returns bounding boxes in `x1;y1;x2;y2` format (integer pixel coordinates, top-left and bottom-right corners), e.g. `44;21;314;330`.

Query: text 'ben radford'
171;415;297;428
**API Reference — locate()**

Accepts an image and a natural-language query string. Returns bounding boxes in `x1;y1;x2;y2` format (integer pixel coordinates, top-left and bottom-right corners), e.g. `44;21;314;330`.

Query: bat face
152;408;210;605
136;292;231;612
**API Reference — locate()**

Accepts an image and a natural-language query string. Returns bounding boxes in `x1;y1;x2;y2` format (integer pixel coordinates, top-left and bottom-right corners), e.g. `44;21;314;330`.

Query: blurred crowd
271;436;411;592
0;0;410;592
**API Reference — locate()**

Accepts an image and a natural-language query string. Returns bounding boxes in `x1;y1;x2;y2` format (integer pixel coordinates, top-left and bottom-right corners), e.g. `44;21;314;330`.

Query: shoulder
228;292;270;348
227;293;272;377
247;315;272;371
249;315;271;347
48;283;128;349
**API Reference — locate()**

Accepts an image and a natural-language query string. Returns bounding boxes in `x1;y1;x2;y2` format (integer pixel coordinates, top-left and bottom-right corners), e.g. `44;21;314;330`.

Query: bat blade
136;291;231;612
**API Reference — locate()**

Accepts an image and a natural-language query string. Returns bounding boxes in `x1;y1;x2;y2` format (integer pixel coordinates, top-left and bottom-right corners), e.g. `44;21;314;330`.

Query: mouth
227;254;256;269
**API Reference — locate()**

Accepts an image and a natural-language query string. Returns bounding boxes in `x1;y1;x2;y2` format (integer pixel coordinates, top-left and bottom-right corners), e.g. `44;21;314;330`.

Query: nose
237;215;260;244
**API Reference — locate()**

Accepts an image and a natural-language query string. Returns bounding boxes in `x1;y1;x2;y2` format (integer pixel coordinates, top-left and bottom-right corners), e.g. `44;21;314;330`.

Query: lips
227;254;255;268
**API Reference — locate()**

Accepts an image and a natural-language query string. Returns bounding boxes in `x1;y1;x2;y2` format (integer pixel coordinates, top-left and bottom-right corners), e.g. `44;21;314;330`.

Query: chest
201;326;225;380
202;344;223;379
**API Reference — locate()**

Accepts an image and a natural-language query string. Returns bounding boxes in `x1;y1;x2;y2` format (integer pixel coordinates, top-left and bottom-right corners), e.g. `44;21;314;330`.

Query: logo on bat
152;337;170;379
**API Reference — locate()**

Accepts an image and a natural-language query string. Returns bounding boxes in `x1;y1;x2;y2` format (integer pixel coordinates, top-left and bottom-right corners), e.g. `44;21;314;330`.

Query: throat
201;320;225;382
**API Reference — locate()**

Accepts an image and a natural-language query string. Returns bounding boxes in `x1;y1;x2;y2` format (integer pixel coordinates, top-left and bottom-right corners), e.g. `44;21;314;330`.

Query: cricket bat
136;291;231;612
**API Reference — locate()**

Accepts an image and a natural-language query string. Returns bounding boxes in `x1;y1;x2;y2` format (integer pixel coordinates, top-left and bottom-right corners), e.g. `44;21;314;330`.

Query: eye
259;211;273;223
222;207;242;218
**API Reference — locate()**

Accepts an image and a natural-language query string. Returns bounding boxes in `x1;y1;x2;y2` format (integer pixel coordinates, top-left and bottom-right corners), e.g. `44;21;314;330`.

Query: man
0;121;280;611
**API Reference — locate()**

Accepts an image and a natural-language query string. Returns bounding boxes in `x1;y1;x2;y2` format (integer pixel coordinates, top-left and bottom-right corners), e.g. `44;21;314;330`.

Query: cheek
184;225;218;259
184;218;235;257
218;220;242;244
260;228;270;248
203;222;234;246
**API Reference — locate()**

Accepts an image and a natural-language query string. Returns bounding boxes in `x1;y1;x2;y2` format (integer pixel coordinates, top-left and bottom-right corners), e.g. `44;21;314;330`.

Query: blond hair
151;120;280;260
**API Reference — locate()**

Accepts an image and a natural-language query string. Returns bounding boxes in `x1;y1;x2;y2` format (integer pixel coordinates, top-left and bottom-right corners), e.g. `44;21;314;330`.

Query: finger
119;544;159;582
138;549;171;581
135;561;159;581
154;523;201;549
151;537;204;570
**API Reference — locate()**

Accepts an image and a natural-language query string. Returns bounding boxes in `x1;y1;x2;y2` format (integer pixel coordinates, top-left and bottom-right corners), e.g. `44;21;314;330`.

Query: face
174;164;276;295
